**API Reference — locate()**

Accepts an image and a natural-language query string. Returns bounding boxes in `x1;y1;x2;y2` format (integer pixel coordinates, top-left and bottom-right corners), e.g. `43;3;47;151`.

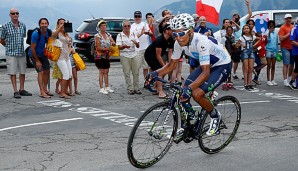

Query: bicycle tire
198;96;241;154
127;101;178;168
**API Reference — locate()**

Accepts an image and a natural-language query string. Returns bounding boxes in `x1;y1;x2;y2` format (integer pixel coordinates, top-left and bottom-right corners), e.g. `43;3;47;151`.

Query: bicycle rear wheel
127;101;178;168
198;96;241;154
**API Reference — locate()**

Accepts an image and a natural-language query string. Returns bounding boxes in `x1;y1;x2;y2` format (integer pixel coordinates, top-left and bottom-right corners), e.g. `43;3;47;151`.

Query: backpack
26;28;52;45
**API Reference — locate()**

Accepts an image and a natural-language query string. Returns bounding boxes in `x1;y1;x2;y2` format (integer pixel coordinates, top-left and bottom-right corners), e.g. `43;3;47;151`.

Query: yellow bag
44;37;62;61
52;62;62;79
110;45;120;57
73;53;86;71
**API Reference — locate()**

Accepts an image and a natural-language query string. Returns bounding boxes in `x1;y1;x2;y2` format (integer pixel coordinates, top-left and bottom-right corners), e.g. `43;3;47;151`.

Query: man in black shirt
145;23;174;98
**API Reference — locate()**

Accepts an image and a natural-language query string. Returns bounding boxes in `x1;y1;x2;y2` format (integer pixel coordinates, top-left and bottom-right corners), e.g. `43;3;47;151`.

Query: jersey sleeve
31;31;39;44
197;40;211;65
290;28;297;41
171;41;183;60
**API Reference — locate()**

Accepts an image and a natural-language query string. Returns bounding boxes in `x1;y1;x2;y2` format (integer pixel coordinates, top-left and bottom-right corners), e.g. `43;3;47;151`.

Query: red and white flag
196;0;223;25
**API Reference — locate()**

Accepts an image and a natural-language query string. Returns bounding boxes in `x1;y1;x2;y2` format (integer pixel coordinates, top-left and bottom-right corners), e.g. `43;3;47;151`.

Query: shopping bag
276;52;282;62
73;53;86;71
110;45;120;57
44;37;62;61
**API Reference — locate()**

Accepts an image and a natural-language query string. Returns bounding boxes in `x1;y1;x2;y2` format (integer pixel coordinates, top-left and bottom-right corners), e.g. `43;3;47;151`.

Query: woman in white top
52;18;73;99
116;20;140;95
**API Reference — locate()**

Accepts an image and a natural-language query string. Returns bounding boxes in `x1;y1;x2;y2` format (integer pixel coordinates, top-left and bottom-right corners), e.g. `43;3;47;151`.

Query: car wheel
25;47;34;68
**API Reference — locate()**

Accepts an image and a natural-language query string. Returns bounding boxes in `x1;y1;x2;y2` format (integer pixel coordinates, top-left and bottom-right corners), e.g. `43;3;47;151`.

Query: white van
214;9;298;43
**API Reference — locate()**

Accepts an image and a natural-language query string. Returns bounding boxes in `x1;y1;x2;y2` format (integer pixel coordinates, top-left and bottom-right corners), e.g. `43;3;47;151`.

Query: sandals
46;91;54;96
59;95;71;99
40;94;51;98
159;95;169;99
75;90;81;95
55;89;61;94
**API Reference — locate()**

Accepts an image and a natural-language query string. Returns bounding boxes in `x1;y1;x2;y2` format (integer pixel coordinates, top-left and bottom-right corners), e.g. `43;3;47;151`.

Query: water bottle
182;102;196;120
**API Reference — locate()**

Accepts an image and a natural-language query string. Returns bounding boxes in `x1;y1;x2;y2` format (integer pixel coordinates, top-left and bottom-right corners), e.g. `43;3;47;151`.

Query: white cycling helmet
170;13;195;30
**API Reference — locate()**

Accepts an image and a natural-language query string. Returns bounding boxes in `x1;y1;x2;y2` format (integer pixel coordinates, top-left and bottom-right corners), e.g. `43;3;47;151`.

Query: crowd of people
0;0;298;99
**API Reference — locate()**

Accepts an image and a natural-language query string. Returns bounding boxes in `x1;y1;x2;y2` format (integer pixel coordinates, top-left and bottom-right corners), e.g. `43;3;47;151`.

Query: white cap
192;14;199;19
284;14;292;19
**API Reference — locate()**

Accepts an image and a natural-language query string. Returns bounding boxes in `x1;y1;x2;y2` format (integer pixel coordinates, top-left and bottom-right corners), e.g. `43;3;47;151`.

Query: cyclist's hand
180;86;192;102
145;71;158;89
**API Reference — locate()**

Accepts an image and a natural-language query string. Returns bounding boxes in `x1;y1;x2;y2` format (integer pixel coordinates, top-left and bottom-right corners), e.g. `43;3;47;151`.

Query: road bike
127;78;241;168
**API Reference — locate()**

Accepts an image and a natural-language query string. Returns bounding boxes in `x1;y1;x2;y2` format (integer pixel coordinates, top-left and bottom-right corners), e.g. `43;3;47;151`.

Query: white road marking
0;118;83;132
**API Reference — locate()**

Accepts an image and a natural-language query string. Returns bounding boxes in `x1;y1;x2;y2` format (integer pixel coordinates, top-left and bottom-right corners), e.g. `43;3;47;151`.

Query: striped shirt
0;21;26;56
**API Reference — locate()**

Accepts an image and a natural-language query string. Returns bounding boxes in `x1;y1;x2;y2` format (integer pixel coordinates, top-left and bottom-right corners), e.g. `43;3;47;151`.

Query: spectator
131;11;152;80
94;20;115;94
0;8;32;98
278;14;294;86
231;0;252;80
252;32;267;85
266;20;278;86
146;13;155;43
237;24;256;91
144;23;174;99
289;17;298;90
52;18;73;99
224;26;236;87
154;9;173;38
28;18;53;98
192;14;200;28
69;48;81;95
116;20;141;95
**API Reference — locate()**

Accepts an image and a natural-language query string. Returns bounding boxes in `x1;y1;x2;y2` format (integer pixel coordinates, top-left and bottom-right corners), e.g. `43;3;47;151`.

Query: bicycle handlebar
145;77;182;93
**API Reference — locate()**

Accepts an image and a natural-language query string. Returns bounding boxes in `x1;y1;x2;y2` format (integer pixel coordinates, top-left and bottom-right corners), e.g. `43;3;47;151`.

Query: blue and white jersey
172;33;231;67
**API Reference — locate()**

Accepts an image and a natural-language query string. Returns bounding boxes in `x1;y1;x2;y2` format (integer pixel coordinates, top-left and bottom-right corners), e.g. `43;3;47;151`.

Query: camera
64;22;73;33
234;18;239;23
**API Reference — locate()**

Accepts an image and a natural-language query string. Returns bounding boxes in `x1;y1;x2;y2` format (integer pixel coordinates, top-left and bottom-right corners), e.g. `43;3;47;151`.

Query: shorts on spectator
260;57;267;65
241;50;255;60
6;56;26;75
31;55;50;73
231;50;241;63
266;51;276;58
281;48;294;65
137;50;150;69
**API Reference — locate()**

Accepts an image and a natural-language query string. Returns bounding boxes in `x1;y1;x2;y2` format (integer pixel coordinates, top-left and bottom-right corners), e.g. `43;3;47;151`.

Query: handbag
110;45;120;57
44;37;62;61
73;52;86;71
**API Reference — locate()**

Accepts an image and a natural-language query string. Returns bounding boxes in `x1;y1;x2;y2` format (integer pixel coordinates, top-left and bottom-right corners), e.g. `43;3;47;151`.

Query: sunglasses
172;30;190;38
134;15;142;18
10;12;19;15
123;25;131;28
286;17;292;20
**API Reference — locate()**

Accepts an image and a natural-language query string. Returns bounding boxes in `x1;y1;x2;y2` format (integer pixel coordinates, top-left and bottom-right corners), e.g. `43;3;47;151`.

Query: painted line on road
0;118;83;132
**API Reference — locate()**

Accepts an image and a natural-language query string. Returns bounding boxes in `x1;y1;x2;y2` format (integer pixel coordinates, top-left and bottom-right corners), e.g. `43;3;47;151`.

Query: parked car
73;17;134;62
0;24;32;67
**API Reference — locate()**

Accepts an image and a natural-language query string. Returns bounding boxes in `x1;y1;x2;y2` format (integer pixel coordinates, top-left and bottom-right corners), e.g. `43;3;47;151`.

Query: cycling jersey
172;33;231;67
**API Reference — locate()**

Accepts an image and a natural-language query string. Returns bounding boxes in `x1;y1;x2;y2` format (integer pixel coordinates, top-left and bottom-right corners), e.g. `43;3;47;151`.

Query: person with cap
144;23;174;99
146;13;231;137
94;20;116;94
289;17;298;90
279;13;294;87
131;11;153;80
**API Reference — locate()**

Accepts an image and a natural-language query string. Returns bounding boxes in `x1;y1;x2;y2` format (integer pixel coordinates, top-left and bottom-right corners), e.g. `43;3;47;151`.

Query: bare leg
10;75;17;92
19;74;25;91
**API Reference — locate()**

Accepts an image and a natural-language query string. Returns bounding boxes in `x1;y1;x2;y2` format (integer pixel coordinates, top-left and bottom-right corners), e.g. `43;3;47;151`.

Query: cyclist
146;13;231;136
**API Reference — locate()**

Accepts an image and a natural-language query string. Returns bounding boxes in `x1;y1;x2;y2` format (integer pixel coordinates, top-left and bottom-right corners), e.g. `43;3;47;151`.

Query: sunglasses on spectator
10;12;19;15
172;30;190;38
134;15;142;18
123;25;131;28
286;17;292;20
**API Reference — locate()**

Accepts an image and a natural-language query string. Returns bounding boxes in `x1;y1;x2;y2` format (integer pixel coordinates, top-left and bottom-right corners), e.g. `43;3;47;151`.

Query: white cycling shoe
206;112;221;136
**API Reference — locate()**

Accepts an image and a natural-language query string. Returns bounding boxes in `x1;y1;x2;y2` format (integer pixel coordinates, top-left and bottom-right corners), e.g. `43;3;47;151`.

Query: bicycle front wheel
127;101;178;168
198;96;241;154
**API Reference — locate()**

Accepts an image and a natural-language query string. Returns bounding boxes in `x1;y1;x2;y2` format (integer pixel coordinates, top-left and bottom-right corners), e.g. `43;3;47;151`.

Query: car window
274;12;298;28
76;21;90;32
106;21;123;32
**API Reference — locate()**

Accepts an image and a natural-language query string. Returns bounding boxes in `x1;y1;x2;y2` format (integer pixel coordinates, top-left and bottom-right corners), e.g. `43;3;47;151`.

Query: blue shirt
290;25;298;56
194;26;214;37
28;29;51;57
266;31;278;52
0;21;26;56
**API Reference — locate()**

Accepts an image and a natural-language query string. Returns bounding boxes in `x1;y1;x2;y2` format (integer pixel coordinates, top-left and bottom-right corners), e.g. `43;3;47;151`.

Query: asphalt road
0;60;298;171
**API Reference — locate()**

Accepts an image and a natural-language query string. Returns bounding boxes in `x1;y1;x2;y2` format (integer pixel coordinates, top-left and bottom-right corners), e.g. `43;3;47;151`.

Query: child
252;32;267;85
266;20;278;86
237;24;256;91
